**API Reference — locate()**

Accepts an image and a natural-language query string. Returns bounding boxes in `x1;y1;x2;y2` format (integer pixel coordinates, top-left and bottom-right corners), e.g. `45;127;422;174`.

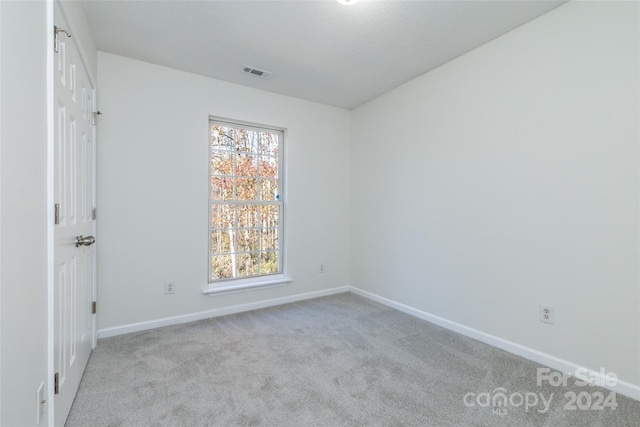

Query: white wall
61;0;98;79
351;1;639;388
0;2;49;424
0;1;96;425
1;1;4;422
0;2;49;425
96;53;351;330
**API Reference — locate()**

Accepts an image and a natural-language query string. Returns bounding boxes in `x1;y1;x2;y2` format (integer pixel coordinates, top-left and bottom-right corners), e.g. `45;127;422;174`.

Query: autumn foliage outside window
209;120;283;282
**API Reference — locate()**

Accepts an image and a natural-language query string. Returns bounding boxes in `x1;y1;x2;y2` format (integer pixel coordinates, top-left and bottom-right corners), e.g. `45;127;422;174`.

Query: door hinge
92;208;97;220
54;203;60;225
92;301;97;315
54;372;59;395
92;111;102;126
53;26;71;54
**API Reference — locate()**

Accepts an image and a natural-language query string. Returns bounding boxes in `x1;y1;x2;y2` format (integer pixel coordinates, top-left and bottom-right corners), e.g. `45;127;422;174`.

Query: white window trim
206;117;287;292
202;275;292;296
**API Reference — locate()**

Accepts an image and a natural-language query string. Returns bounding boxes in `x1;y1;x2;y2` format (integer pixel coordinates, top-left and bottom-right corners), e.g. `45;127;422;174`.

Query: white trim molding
203;277;292;296
98;286;349;339
349;286;640;401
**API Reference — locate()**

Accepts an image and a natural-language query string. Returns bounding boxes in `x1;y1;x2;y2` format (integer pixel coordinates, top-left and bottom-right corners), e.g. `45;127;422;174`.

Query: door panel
53;4;96;425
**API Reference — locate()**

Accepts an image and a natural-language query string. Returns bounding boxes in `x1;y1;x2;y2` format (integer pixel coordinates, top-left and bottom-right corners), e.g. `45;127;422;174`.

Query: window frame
206;117;287;291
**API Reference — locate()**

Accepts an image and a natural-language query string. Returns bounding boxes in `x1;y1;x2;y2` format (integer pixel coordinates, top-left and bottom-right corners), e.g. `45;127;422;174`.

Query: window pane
237;205;258;228
236;129;259;154
212;255;235;280
212;204;235;229
237;229;259;252
211;150;234;176
259;179;278;201
211;176;234;200
236;152;258;178
261;251;279;274
211;229;232;254
210;119;283;283
211;125;235;151
259;156;278;179
237;252;259;277
236;177;257;200
259;132;279;157
261;228;278;251
261;205;279;228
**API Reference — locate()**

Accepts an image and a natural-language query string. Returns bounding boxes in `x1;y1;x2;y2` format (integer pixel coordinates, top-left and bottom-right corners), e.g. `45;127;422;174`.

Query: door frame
46;1;97;425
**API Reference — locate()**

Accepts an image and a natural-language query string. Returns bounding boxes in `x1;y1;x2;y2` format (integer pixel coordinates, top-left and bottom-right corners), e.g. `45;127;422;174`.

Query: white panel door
53;5;96;426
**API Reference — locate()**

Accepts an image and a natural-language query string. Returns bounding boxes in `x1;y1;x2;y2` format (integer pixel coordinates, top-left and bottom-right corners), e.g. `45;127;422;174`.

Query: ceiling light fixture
336;0;360;5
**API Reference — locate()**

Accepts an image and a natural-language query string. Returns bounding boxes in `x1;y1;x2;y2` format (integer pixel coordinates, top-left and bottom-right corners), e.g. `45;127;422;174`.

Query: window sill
202;277;292;296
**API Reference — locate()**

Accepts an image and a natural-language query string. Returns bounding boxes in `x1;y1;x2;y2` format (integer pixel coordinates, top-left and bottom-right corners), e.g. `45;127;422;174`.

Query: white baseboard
98;286;350;339
349;286;640;401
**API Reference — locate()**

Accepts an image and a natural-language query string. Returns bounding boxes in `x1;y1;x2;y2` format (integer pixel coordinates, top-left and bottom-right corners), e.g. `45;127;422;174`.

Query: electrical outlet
319;263;325;274
165;281;175;295
540;304;554;324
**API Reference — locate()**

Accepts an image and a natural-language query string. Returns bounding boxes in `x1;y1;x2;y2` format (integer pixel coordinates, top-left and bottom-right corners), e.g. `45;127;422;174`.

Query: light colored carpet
66;293;639;426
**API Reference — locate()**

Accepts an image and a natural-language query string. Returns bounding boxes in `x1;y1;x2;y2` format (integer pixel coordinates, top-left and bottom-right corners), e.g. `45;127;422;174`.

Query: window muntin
209;120;283;283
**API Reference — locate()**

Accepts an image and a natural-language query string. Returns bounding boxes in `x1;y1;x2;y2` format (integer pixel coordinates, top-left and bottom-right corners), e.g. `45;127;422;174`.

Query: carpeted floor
66;293;639;426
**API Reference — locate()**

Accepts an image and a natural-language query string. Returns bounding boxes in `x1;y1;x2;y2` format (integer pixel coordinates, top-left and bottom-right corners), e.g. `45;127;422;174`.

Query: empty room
1;0;639;426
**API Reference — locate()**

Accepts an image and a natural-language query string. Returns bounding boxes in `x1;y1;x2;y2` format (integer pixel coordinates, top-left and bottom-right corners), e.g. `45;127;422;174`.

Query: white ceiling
83;0;567;109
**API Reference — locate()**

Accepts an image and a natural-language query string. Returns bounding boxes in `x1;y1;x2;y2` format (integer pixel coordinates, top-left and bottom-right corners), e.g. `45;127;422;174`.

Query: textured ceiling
83;0;567;109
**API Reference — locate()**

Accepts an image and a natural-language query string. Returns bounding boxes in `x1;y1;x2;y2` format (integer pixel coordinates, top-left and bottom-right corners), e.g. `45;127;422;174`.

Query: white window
208;119;284;286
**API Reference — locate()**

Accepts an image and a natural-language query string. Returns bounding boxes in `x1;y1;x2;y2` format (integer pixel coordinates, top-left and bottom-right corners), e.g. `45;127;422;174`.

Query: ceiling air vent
242;66;273;80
